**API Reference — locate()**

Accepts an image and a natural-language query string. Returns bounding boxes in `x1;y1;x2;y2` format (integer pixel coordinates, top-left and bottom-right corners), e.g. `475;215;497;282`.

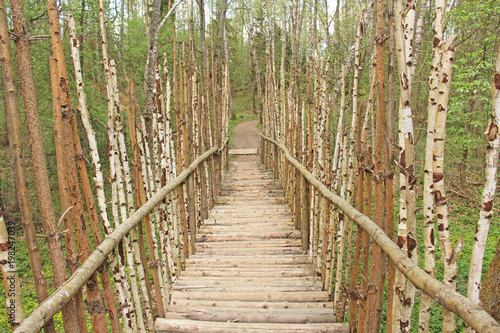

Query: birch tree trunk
418;1;444;331
432;35;464;333
392;0;418;330
67;15;123;332
111;60;153;331
466;42;500;332
98;1;136;330
144;0;161;124
468;43;500;282
332;64;346;190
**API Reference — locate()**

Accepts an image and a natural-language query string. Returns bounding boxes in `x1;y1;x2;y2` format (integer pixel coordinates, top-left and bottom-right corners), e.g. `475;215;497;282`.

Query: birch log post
97;2;137;329
432;35;464;333
68;15;121;332
393;0;418;330
418;1;445;331
332;64;346;190
366;0;389;330
260;134;500;333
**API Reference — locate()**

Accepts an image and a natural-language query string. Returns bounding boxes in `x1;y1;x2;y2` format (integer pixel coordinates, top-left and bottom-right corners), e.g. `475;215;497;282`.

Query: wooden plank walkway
228;148;258;155
155;161;349;332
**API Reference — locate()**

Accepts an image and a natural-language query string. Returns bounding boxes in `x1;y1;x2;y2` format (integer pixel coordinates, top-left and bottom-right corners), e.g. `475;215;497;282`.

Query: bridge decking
155;161;349;332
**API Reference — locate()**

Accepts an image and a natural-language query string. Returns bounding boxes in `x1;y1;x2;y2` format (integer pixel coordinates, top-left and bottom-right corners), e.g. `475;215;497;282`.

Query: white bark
418;1;444;331
136;125;168;312
111;60;153;331
466;42;500;327
432;35;463;333
98;3;135;329
361;51;376;151
332;64;346;190
68;14;112;234
393;0;418;330
346;10;363;204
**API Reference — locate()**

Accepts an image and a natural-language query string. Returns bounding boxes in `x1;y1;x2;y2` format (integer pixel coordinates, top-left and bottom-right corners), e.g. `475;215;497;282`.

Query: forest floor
230;119;260;162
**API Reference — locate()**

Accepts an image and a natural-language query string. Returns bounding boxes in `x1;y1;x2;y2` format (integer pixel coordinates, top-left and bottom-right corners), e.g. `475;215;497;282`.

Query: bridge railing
14;143;228;333
260;134;499;333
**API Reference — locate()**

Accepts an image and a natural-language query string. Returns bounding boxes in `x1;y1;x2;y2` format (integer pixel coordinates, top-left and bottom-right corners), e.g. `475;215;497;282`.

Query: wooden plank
168;299;334;309
228;148;258;155
187;254;311;260
173;276;322;283
171;285;323;292
170;291;331;302
183;263;313;270
173;278;323;288
164;307;335;323
155;318;350;332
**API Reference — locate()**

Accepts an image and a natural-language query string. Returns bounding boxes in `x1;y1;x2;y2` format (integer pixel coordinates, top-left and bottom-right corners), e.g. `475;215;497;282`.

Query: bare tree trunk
3;1;53;317
334;11;363;315
48;55;84;333
332;64;346;190
0;5;30;329
467;40;500;332
418;1;444;331
98;2;137;331
385;1;395;330
67;14;123;332
7;1;73;331
392;0;418;330
432;35;463;333
111;59;152;331
357;145;373;332
48;0;114;329
144;0;162;124
246;0;264;120
366;0;389;331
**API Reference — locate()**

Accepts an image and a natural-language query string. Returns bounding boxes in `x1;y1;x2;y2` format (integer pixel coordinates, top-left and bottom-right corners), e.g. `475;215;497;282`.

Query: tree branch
158;0;184;32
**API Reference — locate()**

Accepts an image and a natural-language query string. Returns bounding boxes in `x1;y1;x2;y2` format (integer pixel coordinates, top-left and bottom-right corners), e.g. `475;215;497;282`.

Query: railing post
186;173;196;255
301;174;310;251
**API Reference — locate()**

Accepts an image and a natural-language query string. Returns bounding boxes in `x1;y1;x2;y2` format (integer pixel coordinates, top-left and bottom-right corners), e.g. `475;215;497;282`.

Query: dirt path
231;120;260;162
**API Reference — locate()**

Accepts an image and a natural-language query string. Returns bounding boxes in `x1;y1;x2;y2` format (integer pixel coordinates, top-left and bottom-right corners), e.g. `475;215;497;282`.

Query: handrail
260;134;499;333
14;146;220;333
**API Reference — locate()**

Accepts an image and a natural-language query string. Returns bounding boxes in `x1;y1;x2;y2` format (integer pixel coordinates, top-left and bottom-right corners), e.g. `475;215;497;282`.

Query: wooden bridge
156;160;348;332
13;138;499;333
